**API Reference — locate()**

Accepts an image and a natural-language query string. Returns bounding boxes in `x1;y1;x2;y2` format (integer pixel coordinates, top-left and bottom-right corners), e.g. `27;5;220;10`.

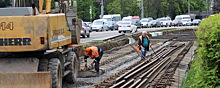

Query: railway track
154;42;193;88
94;42;189;88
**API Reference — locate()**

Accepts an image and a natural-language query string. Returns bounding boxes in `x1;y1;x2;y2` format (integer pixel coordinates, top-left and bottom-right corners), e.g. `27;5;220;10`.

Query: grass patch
162;28;177;31
86;40;104;43
182;67;196;88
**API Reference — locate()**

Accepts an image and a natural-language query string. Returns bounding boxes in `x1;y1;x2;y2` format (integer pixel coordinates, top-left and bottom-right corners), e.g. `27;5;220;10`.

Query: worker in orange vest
138;31;150;60
84;46;103;74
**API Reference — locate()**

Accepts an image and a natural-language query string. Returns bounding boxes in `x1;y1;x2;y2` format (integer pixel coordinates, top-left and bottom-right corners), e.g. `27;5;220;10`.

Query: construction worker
84;46;103;74
138;31;150;60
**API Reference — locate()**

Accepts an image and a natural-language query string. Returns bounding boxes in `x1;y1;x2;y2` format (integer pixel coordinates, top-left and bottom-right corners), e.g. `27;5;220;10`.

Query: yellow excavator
0;0;82;88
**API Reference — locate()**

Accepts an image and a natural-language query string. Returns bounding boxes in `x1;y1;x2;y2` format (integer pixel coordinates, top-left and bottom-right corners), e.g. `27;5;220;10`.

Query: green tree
74;0;96;21
183;14;220;88
74;0;208;21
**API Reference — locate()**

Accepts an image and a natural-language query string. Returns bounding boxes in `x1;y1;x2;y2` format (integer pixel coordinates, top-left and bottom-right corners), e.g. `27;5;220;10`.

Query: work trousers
140;48;147;59
94;48;103;73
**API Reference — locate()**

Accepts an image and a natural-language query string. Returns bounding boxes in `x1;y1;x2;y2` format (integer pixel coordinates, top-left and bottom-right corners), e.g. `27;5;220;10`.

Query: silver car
91;19;108;32
118;21;137;33
81;22;91;38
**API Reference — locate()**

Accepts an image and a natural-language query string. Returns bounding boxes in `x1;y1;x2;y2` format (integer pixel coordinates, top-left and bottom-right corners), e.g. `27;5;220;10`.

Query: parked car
150;19;161;27
174;15;191;21
182;19;192;26
140;17;153;28
91;19;108;32
118;21;137;33
81;22;91;38
116;21;126;30
122;16;133;22
159;17;172;27
171;20;182;27
106;21;117;31
84;22;92;32
131;16;141;28
191;19;201;26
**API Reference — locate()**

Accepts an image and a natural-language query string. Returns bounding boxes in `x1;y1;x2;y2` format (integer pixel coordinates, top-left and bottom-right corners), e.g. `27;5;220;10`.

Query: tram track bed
63;29;197;88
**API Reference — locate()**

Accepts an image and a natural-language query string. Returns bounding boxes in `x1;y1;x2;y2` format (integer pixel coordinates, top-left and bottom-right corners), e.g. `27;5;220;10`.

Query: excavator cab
0;0;82;88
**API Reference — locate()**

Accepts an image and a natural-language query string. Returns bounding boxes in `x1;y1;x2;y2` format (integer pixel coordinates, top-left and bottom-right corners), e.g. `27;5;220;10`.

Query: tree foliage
182;14;220;88
73;0;207;21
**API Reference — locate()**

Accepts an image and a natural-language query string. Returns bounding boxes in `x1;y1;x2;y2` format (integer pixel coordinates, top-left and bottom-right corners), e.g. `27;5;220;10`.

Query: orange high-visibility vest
84;46;99;58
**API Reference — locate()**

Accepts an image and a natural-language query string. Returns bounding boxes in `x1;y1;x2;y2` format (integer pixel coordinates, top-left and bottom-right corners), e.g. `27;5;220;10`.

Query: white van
91;19;108;32
174;15;191;21
103;14;121;22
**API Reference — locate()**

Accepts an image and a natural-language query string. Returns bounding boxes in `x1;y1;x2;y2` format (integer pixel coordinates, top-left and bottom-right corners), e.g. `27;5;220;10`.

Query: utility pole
141;0;144;18
90;6;92;22
206;0;208;18
188;0;190;15
147;0;149;17
100;0;104;19
137;0;144;18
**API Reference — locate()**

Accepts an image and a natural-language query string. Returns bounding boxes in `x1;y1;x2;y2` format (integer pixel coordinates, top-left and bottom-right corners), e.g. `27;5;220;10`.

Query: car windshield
151;20;156;22
82;23;87;27
133;19;140;22
93;21;103;25
141;20;148;22
103;18;112;21
182;19;190;22
122;19;131;21
156;19;161;21
107;21;113;25
192;20;200;22
160;18;167;21
175;17;182;21
172;20;179;22
121;22;130;25
131;19;137;23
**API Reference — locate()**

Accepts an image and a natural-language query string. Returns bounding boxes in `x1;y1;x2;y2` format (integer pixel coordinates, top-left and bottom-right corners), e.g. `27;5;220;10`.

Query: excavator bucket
0;58;52;88
0;72;52;88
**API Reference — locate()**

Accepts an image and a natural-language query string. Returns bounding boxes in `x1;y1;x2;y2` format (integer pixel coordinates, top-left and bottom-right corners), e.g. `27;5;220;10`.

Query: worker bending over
138;31;150;60
84;46;103;74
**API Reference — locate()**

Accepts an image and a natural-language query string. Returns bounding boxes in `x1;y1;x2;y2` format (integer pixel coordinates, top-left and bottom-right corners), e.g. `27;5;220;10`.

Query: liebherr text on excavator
0;0;82;88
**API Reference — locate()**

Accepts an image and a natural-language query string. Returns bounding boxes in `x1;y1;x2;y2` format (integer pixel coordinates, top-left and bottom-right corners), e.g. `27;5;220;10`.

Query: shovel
128;37;158;61
128;38;147;61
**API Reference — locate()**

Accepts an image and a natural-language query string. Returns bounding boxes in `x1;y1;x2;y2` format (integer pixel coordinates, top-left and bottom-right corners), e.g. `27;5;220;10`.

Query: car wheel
87;33;90;38
118;31;121;33
82;35;85;38
135;29;137;32
101;28;103;32
123;31;126;33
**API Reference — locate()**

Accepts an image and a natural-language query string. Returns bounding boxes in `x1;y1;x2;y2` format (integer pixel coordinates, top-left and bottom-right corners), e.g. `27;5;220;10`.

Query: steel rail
95;43;185;88
154;42;193;88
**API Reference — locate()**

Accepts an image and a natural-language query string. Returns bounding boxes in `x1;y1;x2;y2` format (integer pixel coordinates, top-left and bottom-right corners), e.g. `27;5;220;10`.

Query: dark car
106;21;117;31
172;20;182;27
150;19;161;27
131;16;141;28
192;19;201;26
